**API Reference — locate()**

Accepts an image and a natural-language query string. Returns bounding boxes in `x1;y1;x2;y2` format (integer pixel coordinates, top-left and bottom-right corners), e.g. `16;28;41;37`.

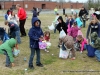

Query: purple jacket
70;26;80;38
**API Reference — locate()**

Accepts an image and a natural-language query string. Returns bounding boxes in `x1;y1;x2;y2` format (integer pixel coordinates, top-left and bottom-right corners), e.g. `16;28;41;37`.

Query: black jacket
79;9;88;17
56;16;68;34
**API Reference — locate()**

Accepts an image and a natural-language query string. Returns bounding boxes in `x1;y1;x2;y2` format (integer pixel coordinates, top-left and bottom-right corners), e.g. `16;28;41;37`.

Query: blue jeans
84;44;86;50
83;20;86;27
15;30;21;44
4;51;10;65
29;48;40;66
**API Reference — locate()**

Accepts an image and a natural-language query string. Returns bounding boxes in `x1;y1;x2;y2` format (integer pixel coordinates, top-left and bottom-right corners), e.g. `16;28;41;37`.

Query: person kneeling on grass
60;35;76;60
0;38;18;67
91;32;100;61
5;21;21;44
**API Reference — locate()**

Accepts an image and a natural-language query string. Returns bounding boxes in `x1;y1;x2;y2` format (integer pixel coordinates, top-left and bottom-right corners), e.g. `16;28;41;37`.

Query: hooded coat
56;16;68;34
28;17;43;48
0;38;17;62
91;32;100;50
79;8;88;17
60;35;75;57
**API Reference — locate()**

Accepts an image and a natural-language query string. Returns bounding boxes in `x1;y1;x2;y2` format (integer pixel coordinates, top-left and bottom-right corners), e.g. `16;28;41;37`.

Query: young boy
28;17;44;69
5;21;21;44
0;38;18;67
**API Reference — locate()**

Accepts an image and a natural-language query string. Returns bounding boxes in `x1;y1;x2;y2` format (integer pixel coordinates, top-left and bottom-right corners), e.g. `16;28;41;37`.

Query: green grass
0;12;100;75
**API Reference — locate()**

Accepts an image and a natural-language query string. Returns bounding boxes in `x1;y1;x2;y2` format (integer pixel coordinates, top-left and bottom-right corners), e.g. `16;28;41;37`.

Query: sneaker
5;64;11;68
36;63;43;67
29;65;34;69
80;51;83;54
46;50;49;53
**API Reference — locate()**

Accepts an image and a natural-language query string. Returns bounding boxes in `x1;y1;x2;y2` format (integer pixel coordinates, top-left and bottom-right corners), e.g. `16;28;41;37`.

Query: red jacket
18;8;26;20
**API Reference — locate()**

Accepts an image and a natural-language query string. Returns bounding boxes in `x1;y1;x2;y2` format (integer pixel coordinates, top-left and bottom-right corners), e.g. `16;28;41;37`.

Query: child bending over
0;38;18;67
60;35;76;60
76;35;87;53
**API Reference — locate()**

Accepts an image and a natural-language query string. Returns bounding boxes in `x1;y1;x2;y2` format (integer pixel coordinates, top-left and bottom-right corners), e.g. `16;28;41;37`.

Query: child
0;38;18;67
86;17;100;43
5;21;21;44
70;21;80;41
74;14;83;28
44;31;50;42
60;35;75;60
56;16;68;34
91;32;100;61
66;15;74;27
28;17;44;69
8;10;19;25
44;31;51;52
0;27;9;44
76;35;87;53
53;13;59;33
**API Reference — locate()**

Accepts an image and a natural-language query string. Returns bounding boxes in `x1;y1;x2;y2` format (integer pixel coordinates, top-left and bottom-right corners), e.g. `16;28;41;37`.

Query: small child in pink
76;35;87;53
70;21;80;41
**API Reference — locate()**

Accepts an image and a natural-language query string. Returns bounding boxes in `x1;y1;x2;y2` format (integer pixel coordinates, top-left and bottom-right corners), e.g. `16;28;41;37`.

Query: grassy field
0;12;100;75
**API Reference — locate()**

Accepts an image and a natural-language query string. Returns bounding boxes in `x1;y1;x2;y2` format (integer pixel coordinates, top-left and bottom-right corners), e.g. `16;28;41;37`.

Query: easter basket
39;41;47;49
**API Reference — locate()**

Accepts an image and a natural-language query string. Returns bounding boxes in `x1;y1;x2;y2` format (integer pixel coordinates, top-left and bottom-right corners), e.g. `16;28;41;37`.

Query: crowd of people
0;4;100;70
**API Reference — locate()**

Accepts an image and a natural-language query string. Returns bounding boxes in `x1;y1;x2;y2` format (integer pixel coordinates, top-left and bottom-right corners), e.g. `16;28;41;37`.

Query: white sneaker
46;50;49;53
80;51;83;53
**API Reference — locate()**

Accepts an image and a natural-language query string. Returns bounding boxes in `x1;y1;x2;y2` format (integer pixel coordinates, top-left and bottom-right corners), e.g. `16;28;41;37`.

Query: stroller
0;27;10;44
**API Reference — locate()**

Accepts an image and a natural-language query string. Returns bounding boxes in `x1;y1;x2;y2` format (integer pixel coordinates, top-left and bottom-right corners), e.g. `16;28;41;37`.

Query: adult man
79;7;88;27
16;4;27;37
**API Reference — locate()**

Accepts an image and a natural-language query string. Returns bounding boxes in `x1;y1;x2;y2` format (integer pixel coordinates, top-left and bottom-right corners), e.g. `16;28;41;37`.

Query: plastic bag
39;41;47;49
48;23;55;30
59;29;66;38
59;48;70;59
86;45;96;57
13;48;20;56
46;42;51;48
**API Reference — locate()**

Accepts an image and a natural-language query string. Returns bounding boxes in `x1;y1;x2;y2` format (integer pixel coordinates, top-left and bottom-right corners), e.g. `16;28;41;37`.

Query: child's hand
39;36;44;41
11;63;15;67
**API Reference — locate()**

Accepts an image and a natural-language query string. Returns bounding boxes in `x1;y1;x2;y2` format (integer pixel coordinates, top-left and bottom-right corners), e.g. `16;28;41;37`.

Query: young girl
86;17;100;43
70;21;80;41
66;15;74;27
76;35;87;53
74;14;83;28
44;31;51;52
8;10;19;25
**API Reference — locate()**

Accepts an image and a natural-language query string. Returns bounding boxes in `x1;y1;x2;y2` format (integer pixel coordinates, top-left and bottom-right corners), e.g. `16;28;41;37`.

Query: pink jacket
80;38;87;51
